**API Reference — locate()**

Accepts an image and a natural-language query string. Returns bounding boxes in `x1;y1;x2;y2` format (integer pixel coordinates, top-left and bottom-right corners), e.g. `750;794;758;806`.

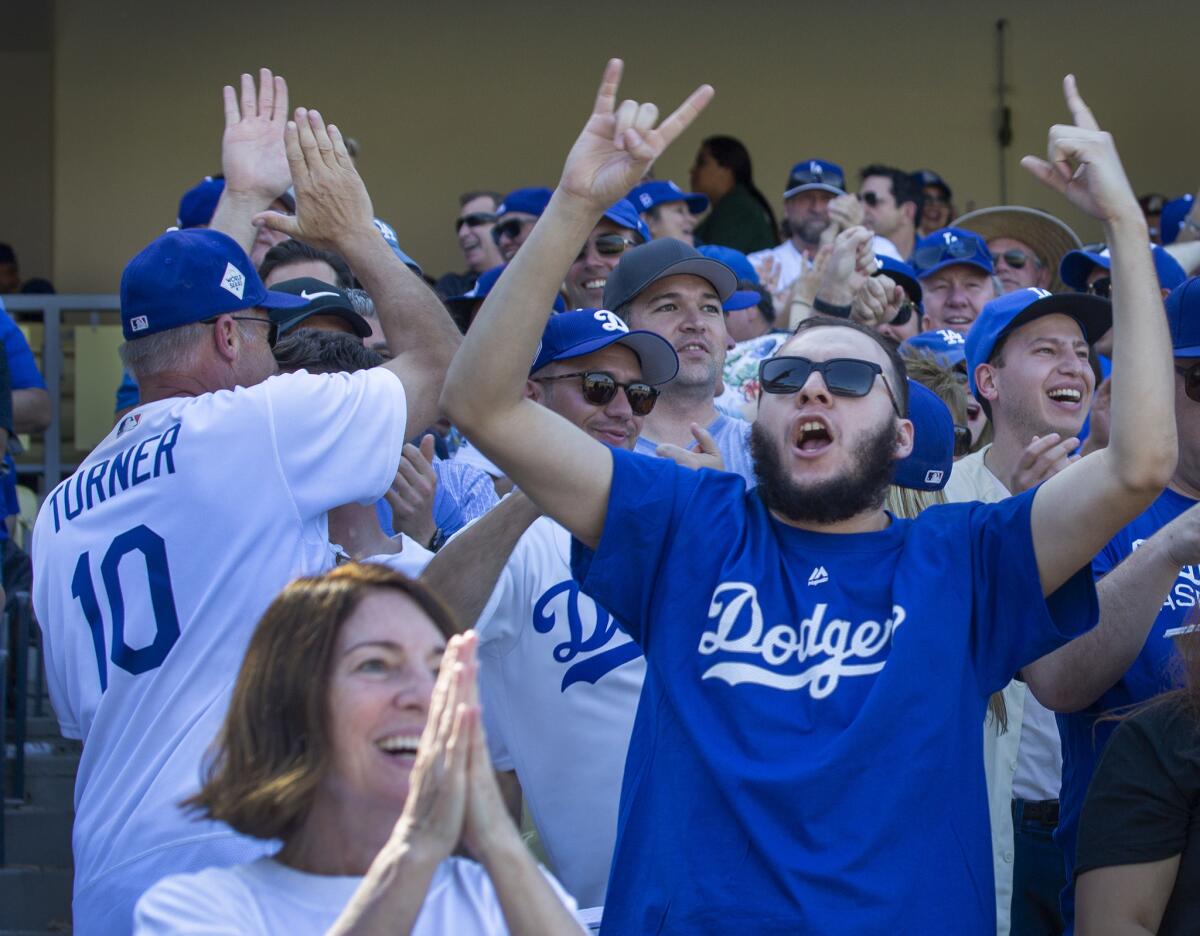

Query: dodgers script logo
533;581;640;691
697;582;906;698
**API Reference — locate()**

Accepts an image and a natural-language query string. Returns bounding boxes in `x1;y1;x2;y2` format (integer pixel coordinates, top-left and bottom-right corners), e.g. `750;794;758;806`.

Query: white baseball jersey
32;368;406;935
475;516;644;909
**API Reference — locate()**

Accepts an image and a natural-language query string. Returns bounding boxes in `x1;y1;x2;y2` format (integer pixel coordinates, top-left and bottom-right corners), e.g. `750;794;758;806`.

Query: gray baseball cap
602;239;738;312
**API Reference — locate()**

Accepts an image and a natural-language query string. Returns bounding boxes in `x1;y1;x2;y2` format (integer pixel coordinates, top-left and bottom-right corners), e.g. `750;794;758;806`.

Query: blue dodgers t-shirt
1055;486;1198;930
634;413;755;487
0;303;48;539
572;449;1097;935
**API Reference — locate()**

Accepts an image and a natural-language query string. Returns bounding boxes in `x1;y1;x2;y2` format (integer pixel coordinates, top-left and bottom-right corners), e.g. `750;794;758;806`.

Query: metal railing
2;593;37;867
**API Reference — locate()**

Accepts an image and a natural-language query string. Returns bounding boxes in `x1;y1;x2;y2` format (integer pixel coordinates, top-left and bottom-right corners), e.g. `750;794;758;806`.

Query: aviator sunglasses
575;234;638;262
531;370;660;415
758;356;903;416
1176;362;1200;403
991;249;1037;270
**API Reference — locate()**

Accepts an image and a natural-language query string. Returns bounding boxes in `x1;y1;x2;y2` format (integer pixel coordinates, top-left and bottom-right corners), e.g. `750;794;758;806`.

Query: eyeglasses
531;370;660;415
1085;277;1112;300
758;356;902;416
575;234;637;263
204;315;278;348
1176;362;1200;403
952;424;972;457
455;212;497;232
491;217;534;245
991;249;1038;270
912;237;981;271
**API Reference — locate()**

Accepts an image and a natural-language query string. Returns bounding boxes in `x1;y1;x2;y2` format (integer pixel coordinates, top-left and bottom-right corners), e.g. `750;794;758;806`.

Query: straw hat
952;206;1082;293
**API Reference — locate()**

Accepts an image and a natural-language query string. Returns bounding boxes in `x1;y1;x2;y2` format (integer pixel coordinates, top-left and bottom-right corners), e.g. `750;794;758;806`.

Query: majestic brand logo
807;566;829;586
533;581;640;690
220;262;245;299
697;582;905;698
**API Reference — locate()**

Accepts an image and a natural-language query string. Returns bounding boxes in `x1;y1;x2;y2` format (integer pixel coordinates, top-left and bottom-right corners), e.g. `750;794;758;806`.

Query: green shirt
694;182;777;254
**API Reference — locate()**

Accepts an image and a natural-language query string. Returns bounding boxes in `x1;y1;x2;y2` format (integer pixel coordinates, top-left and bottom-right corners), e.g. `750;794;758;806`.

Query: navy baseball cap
497;187;553;218
530;308;679;385
911;227;994;280
964;287;1112;396
372;218;423;276
446;264;566;318
893;380;954;492
912;170;952;200
875;255;922;307
603;238;738;311
177;176;225;229
783;159;846;199
697;245;759;285
900;329;968;368
602;198;652;243
1160;195;1194;246
1060;243;1186;292
120;228;307;341
267;277;372;338
629;180;709;215
1164;278;1200;355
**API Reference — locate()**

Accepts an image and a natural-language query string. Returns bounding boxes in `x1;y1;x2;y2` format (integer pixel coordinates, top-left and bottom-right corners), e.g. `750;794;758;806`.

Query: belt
1012;798;1059;827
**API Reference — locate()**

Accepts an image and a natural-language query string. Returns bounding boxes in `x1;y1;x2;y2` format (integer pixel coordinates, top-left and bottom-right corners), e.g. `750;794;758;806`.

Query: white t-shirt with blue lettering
571;448;1097;935
32;369;407;935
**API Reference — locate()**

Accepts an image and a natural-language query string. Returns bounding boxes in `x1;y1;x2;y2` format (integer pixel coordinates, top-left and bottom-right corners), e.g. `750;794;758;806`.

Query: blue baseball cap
912;169;952;200
629;180;709;215
120;228;307;340
875;255;922;307
530;308;678;385
372;218;423;276
696;245;759;285
497;187;553;218
900;329;968;368
783;159;846;199
602;198;652;243
1060;243;1186;292
1160;195;1194;246
912;228;994;280
893;380;955;492
1164;278;1200;356
446;264;566;319
964;287;1112;396
723;286;763;313
177;176;225;229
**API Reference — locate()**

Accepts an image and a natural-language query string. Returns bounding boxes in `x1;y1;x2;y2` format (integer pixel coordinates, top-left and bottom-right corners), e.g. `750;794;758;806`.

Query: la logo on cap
220;262;245;299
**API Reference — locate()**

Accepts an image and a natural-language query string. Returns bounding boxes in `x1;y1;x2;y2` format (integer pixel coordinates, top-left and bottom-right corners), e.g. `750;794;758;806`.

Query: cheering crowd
10;60;1200;934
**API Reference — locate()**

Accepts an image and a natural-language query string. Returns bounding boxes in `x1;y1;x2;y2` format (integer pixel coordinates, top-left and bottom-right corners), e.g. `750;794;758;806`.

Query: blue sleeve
570;447;722;647
115;370;140;412
432;460;499;536
1090;530;1126;579
0;310;46;390
967;489;1099;692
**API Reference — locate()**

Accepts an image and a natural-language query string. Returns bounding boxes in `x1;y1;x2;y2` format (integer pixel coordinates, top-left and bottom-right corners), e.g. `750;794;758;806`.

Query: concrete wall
37;0;1200;291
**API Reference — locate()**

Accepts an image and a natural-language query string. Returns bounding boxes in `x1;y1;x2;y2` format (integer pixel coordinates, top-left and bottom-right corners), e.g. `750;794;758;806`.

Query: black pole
996;19;1012;204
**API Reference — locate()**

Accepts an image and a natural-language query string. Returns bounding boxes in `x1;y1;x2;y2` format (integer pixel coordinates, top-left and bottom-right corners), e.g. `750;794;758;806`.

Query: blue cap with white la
372;218;423;276
530;308;679;384
911;227;994;280
629;180;709;215
1059;243;1186;292
177;176;225;229
783;159;846;199
497;187;553;218
964;287;1112;396
602;198;652;244
900;329;968;367
893;381;955;491
1164;277;1200;355
120;228;307;340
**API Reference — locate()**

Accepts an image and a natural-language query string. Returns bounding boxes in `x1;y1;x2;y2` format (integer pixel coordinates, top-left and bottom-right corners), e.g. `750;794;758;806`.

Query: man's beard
750;417;899;525
795;216;830;245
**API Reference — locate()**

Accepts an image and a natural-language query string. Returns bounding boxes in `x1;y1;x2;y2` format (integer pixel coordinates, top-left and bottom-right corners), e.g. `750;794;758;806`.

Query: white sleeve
264;369;407;519
134;871;261;935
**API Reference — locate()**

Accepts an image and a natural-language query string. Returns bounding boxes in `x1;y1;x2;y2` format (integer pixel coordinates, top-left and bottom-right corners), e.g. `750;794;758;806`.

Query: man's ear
974;362;1001;408
901;201;917;225
211;314;239;364
524;378;544;403
894;417;915;460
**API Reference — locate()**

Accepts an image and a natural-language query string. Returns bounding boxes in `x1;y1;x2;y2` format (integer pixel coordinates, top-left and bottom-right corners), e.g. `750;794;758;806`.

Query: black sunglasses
991;249;1037;270
912;237;980;271
204;315;278;349
455;211;497;232
1085;276;1112;300
758;356;902;416
1176;362;1200;403
859;191;886;208
952;424;972;457
576;234;637;262
491;217;534;245
532;370;660;416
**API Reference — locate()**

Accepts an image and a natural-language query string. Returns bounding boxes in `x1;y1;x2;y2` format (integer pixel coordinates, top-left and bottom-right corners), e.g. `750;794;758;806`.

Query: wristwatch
426;528;446;553
812;297;852;318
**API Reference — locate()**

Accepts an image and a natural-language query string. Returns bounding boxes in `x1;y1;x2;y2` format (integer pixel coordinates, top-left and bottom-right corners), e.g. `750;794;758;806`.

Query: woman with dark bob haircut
134;563;584;934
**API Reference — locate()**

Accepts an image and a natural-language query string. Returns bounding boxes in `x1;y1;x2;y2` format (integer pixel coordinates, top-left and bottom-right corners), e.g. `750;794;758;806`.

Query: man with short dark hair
259;238;353;288
493;187;552;261
859;164;921;259
435;189;504;298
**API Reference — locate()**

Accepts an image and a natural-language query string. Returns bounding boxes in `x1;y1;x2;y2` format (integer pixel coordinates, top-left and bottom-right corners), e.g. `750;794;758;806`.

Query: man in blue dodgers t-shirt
1022;276;1200;931
441;63;1177;934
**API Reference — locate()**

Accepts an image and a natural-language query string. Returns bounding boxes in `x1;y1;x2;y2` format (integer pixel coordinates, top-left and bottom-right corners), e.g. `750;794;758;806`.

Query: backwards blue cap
900;328;968;367
177;176;225;229
530;308;678;385
497;187;553;218
1059;243;1186;292
1164;277;1200;356
602;198;652;243
893;380;955;492
629;180;709;215
911;227;993;280
1160;195;1194;246
783;159;846;199
696;245;759;285
120;228;307;340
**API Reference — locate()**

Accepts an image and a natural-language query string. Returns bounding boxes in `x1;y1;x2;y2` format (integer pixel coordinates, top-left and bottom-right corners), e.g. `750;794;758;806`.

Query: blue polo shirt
1055;486;1198;931
571;448;1097;935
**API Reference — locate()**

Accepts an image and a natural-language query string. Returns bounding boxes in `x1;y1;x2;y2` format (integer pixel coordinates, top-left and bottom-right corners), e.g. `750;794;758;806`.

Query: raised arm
255;109;461;435
439;59;713;547
1023;76;1177;595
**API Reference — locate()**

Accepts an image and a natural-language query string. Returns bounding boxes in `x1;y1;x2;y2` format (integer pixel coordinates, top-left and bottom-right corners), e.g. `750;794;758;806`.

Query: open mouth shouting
792;415;835;457
375;733;421;762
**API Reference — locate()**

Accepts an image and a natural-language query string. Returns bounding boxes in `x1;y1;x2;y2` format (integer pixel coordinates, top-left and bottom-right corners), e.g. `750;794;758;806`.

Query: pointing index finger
1063;74;1100;132
593;58;623;117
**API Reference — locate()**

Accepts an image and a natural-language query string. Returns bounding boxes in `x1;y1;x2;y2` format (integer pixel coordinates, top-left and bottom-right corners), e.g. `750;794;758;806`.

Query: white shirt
363;536;436;579
748;235;902;293
32;369;407;935
476;516;645;909
134;855;579;934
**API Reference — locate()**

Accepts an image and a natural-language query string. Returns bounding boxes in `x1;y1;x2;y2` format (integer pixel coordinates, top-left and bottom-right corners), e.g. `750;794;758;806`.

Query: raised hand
253;108;375;252
387;435;439;548
851;274;905;329
828;193;865;234
1009;432;1081;494
1020;75;1140;224
221;68;291;201
559;59;714;210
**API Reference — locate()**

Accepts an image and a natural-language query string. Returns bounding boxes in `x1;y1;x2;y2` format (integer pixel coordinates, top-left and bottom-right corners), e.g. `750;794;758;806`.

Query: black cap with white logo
268;277;372;338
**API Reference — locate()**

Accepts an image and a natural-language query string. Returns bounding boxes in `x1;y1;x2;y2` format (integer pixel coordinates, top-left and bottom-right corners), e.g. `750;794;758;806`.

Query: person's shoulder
1116;696;1200;748
136;860;259;922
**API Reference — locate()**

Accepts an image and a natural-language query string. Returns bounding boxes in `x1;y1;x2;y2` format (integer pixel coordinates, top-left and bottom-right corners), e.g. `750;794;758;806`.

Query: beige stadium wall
45;0;1200;292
